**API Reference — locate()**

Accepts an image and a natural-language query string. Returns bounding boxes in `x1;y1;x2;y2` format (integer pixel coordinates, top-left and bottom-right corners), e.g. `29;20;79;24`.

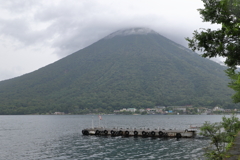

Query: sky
0;0;221;81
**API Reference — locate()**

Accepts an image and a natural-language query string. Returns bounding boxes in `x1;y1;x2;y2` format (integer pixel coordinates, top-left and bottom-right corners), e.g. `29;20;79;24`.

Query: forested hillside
0;28;237;114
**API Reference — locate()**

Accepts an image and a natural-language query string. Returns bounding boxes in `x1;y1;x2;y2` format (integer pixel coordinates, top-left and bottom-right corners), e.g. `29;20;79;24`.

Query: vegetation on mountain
186;0;240;103
0;29;239;114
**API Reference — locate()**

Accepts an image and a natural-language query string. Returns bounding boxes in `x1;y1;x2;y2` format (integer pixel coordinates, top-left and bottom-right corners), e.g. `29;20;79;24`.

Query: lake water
0;115;236;160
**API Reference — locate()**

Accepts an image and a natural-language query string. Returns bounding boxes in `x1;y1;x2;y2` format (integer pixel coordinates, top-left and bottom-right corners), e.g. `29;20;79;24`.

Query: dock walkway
82;127;197;138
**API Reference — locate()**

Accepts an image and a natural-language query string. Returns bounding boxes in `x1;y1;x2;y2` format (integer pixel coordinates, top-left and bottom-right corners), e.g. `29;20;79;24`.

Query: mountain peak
104;27;158;39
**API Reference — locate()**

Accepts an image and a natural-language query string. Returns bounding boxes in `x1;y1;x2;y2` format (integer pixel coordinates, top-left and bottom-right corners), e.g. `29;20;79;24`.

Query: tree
200;121;226;159
186;0;240;102
200;114;240;159
226;69;240;103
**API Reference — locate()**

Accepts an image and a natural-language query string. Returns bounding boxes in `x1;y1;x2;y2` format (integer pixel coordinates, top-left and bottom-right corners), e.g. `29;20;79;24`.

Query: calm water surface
0;115;236;160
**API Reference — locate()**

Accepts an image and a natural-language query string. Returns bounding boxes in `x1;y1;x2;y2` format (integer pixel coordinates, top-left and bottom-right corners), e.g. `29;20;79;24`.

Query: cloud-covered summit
104;28;158;39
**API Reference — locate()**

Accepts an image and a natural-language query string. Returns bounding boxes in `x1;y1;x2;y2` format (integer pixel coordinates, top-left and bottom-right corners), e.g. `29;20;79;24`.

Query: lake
0;115;235;160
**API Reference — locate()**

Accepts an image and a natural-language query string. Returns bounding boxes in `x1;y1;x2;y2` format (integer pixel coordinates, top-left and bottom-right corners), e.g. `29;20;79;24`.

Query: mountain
0;28;237;114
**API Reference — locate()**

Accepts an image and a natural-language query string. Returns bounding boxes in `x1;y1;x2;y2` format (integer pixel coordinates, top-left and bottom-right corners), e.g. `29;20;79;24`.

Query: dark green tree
186;0;240;102
226;69;240;103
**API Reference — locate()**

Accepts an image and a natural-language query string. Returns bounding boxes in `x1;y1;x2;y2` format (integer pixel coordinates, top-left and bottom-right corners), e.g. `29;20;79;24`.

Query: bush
200;114;240;160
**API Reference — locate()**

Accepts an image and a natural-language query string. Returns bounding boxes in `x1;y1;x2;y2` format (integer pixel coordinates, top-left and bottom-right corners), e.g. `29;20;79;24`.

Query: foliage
200;114;240;159
186;0;240;103
141;111;147;115
226;69;240;103
186;0;240;69
117;111;133;115
222;114;240;139
0;30;239;114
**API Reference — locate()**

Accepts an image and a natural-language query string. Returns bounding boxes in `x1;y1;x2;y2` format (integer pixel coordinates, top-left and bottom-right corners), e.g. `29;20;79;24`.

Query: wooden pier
82;127;197;138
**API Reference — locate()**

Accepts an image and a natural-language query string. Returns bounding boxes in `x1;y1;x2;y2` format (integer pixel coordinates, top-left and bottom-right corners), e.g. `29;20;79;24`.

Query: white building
126;108;136;112
213;106;225;112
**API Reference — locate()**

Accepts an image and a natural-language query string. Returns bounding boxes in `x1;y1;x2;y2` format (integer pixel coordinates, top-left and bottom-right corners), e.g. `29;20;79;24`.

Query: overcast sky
0;0;221;81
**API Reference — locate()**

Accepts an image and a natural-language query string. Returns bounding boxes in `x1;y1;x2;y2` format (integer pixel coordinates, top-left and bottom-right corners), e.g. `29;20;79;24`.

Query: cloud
0;0;214;57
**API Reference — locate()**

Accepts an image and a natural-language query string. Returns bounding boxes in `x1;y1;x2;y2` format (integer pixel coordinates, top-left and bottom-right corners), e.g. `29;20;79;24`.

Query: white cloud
0;36;58;81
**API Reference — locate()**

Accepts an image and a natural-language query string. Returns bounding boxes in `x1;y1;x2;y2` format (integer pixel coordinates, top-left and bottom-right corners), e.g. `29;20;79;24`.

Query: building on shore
53;112;65;115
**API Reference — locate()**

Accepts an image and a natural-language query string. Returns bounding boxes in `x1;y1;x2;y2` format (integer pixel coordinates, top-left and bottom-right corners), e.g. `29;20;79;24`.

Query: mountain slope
0;28;237;114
